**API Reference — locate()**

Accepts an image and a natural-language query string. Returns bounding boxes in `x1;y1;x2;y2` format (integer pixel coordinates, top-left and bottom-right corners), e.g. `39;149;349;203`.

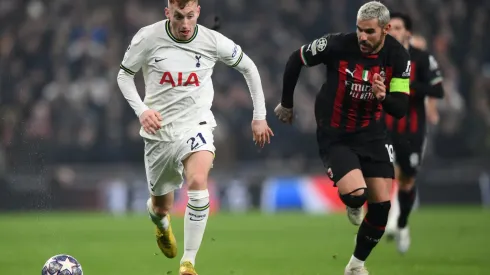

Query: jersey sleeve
299;33;339;67
120;28;149;76
423;54;443;86
389;47;411;94
216;32;244;67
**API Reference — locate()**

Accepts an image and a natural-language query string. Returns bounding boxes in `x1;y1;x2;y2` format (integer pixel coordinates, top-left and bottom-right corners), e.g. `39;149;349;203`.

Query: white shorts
144;124;215;196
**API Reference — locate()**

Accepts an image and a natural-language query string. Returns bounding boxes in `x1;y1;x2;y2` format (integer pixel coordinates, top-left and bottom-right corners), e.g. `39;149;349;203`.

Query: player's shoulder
408;46;430;62
385;35;409;58
133;20;167;41
323;32;357;46
195;23;225;43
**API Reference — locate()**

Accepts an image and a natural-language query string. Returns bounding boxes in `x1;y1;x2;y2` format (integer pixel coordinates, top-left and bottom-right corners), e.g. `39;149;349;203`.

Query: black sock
354;201;390;261
397;187;416;228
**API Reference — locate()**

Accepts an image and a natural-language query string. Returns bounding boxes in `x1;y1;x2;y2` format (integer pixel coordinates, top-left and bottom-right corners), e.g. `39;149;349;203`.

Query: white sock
347;255;365;268
181;189;210;266
147;198;169;230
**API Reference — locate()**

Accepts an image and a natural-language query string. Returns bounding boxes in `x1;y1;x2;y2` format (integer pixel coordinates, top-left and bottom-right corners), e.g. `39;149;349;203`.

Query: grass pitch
0;206;488;275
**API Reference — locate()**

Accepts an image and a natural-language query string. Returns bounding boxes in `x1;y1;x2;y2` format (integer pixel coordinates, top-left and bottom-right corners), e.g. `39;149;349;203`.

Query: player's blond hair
357;1;390;27
167;0;198;9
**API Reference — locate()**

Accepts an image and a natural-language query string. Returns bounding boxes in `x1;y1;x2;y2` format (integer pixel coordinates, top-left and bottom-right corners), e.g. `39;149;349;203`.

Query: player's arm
216;32;273;147
216;33;266;120
117;28;150;117
381;48;411;119
411;54;444;99
281;35;334;108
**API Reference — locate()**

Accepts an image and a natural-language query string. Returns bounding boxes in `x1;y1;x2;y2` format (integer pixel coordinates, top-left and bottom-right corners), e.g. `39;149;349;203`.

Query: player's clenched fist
139;109;163;134
251;120;274;148
372;73;386;101
274;103;293;124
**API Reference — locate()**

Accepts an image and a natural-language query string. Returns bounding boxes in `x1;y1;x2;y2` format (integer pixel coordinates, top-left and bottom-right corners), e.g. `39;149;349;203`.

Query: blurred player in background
384;12;445;254
411;34;441;125
117;0;273;274
275;2;410;274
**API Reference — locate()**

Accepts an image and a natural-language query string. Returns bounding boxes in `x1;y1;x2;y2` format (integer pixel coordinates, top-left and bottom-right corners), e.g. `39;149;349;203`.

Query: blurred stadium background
1;0;489;274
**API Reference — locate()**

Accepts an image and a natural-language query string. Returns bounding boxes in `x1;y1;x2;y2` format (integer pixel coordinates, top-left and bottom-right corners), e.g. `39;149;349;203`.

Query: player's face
356;18;390;54
388;18;411;45
165;2;200;40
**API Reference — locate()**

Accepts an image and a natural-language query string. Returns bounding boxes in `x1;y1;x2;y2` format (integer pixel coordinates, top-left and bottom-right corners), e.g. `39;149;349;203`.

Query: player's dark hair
390;12;412;32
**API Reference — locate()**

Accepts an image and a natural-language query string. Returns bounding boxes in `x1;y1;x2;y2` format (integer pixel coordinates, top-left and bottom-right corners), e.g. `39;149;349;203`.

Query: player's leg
144;139;179;258
322;145;367;226
386;138;421;253
178;125;216;275
345;142;394;275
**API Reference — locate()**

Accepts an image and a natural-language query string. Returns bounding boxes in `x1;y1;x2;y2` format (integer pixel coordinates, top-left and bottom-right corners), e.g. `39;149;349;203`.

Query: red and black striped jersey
383;46;443;137
299;33;410;141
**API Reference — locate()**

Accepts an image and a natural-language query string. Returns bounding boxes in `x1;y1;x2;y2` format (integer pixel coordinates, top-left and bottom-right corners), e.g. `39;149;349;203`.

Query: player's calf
147;195;178;258
347;201;391;272
181;151;213;266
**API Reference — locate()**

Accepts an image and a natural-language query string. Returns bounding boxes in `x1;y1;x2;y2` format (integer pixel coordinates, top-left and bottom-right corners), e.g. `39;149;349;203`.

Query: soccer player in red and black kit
383;12;444;254
274;2;410;275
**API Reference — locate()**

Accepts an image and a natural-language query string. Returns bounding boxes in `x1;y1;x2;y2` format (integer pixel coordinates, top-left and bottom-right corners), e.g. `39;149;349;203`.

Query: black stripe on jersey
165;20;199;44
231;51;243;67
120;64;135;75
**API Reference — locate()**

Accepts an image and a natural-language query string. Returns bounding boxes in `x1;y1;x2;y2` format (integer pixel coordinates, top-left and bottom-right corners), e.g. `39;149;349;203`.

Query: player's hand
372;73;386;101
251;120;274;148
139;109;162;134
274;103;293;124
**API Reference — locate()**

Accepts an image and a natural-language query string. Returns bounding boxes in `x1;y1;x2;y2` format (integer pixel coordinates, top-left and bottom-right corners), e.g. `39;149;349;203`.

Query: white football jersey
120;20;244;140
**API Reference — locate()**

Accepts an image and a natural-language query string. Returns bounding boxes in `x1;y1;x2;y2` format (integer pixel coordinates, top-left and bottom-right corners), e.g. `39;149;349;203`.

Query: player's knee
187;173;208;190
339;187;367;208
365;201;391;227
153;205;171;218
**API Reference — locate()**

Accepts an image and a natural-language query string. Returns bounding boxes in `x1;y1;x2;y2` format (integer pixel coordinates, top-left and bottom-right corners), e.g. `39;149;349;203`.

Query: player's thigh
144;138;184;198
393;136;424;179
180;125;216;190
320;144;366;194
358;140;395;202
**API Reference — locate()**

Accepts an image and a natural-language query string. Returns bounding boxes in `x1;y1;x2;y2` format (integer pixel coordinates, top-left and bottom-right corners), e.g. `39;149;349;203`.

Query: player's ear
383;23;391;35
165;7;170;19
196;5;201;17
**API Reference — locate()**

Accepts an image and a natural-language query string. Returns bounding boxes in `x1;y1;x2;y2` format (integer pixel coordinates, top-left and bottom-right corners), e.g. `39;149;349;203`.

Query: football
42;254;83;275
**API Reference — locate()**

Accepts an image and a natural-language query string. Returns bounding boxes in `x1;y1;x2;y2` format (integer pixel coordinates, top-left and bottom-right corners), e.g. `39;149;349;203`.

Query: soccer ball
42;254;83;275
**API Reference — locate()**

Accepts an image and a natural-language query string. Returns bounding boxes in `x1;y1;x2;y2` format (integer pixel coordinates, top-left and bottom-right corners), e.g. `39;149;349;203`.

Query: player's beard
360;35;385;54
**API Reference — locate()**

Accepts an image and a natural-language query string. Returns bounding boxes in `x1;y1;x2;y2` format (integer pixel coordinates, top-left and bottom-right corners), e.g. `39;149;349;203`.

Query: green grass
0;207;489;275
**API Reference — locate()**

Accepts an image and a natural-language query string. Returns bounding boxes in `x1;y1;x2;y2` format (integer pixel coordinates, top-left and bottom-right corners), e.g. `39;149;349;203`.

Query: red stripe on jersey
346;64;364;131
381;66;393;122
409;62;418;133
409;107;418;133
397;115;407;133
363;66;380;127
331;60;348;128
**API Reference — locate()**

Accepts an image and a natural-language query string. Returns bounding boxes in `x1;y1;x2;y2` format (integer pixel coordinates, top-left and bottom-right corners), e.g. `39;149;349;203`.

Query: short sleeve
424;54;443;86
120;28;148;76
389;47;411;94
299;33;340;67
216;32;243;67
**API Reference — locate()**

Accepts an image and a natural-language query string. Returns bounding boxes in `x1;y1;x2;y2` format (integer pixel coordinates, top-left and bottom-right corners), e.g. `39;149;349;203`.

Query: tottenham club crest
195;55;201;68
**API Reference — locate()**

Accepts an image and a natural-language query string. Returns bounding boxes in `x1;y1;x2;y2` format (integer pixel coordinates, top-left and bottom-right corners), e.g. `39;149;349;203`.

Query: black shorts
391;134;426;177
318;136;395;185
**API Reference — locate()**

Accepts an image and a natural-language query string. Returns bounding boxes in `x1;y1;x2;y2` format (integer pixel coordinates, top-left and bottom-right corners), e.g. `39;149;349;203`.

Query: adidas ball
42;254;83;275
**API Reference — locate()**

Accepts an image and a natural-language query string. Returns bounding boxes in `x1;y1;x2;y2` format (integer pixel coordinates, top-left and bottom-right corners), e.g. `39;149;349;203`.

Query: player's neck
403;41;410;50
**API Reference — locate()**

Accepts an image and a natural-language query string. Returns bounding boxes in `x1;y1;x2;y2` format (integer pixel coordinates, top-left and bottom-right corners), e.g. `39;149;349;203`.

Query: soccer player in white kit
116;0;273;274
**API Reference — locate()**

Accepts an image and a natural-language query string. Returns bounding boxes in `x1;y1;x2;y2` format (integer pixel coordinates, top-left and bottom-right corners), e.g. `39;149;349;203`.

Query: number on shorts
385;144;395;163
187;133;207;150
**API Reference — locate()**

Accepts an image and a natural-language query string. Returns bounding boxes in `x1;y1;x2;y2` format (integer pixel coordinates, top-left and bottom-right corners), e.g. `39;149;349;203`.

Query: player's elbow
287;49;303;69
431;83;445;99
383;93;409;119
117;69;133;86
